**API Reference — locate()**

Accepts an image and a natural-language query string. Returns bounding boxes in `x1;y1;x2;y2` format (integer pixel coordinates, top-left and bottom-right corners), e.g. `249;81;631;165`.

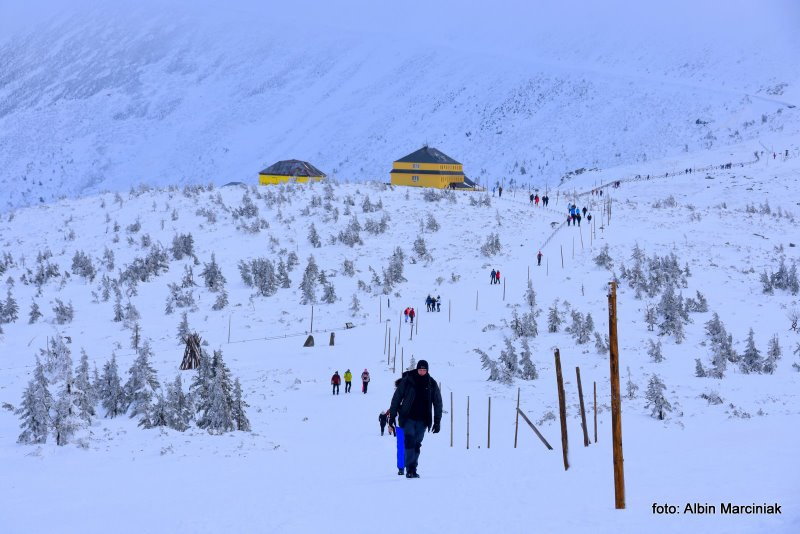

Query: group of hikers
425;295;442;312
330;369;370;394
490;268;502;284
528;193;550;206
566;204;592;227
403;307;416;323
376;360;443;479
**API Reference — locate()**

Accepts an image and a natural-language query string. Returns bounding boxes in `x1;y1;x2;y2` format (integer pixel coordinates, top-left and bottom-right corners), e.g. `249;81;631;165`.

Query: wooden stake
449;300;451;323
310;305;314;333
608;281;626;509
516;408;554;450
416;310;418;335
384;322;388;355
579;225;584;250
503;278;506;301
379;296;382;323
560;245;564;268
450;391;454;448
554;349;569;470
227;314;231;343
475;290;478;311
576;367;589;447
487;396;491;449
594;381;598;444
467;395;470;450
514;388;520;448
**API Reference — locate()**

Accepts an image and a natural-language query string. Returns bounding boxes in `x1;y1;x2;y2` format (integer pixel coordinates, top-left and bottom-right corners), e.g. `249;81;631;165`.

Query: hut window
413;163;420;169
412;175;419;182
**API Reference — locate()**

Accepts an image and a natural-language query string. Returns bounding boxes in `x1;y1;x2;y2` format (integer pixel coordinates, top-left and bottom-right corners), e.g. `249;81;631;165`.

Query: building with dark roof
390;146;474;189
259;159;326;185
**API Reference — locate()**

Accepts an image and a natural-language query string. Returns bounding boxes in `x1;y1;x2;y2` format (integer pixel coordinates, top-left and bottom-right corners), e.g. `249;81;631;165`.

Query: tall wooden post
450;391;454;447
393;347;396;373
576;367;589;447
227;314;232;343
527;265;530;282
514;388;520;448
554;349;569;470
310;305;314;333
608;281;626;508
401;350;404;373
594;381;598;443
487;397;491;449
449;300;451;323
503;278;506;301
416;310;418;335
475;291;479;311
579;226;584;250
384;322;388;355
379;297;382;322
560;245;564;268
467;396;470;450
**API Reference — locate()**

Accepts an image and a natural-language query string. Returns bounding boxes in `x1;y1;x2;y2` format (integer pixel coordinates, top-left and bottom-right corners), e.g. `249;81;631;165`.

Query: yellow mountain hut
390;146;476;189
259;160;326;185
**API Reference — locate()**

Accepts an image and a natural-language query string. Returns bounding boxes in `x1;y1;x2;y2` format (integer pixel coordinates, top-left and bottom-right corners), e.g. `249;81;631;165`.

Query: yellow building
259;160;326;185
390;146;476;189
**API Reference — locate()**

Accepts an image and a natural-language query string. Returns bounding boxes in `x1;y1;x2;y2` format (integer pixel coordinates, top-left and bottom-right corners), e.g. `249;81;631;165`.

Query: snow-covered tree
212;288;229;311
475;349;499;381
647;339;664;363
1;289;19;323
165;374;193;431
198;350;235;434
644;304;657;331
231;378;251;432
71;250;97;281
625;367;638;399
201;253;226;292
480;232;502;257
498;337;518;384
705;312;736;378
657;283;685;343
763;334;781;374
52;366;83;446
349;293;361;317
594;244;613;269
177;312;190;343
40;334;72;383
74;349;95;422
300;255;320;304
16;358;52;444
52;298;75;324
518;337;538;380
28;301;42;324
547;299;562;333
124;341;161;419
644;374;673;420
739;328;762;374
308;223;322;248
277;259;291;288
100;353;125;418
594;331;609;354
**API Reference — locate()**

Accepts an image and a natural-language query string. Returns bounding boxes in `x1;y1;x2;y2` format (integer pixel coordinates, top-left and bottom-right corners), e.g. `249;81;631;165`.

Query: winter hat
416;360;429;371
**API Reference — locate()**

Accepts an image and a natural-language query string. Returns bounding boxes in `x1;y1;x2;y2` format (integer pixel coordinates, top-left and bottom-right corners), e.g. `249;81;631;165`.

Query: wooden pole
379;296;382;323
594;381;598;444
554;349;569;470
579;225;584;250
467;395;470;450
517;408;554;450
416;310;418;335
503;278;506;301
560;245;564;268
572;237;575;259
475;290;478;311
401;349;404;373
608;281;626;509
384;322;388;355
527;265;530;282
393;346;396;373
487;396;491;449
576;367;589;447
450;391;454;447
310;305;314;333
449;300;451;323
227;314;231;343
514;388;520;448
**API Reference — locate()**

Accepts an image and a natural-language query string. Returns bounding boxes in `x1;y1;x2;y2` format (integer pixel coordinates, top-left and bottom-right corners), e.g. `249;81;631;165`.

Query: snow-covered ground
1;137;799;532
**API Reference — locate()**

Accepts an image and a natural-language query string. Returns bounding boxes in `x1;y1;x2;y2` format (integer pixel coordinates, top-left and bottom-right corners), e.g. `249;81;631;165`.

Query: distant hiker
362;369;371;394
567;215;571;226
599;189;603;196
409;308;416;324
492;187;496;196
576;213;582;226
537;251;543;266
582;206;587;217
404;307;410;322
543;194;549;207
436;296;441;312
587;214;592;223
388;360;443;479
331;371;341;395
490;269;497;284
379;411;388;436
344;369;353;393
426;295;433;312
535;194;540;206
529;193;534;204
495;270;501;285
498;186;503;197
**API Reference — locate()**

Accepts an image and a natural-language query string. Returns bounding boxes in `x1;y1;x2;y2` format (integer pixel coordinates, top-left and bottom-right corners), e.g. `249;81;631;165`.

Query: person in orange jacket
361;369;371;393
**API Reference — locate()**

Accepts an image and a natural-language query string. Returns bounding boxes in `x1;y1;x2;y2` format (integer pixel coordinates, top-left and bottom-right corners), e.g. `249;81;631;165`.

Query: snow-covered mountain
1;0;798;210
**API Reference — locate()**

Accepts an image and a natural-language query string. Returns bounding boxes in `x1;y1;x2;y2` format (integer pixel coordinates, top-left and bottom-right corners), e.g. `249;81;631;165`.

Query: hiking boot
405;471;420;479
397;469;405;476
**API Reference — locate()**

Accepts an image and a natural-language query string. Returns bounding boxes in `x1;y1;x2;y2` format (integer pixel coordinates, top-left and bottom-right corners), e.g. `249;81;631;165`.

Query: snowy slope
1;0;799;209
0;136;799;532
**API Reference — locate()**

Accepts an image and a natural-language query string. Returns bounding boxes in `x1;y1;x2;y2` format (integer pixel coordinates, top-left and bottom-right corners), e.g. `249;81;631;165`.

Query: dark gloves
432;421;440;434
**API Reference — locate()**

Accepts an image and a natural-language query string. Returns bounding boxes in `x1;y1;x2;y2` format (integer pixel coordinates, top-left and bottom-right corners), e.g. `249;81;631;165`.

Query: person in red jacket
495;269;501;284
404;307;410;322
331;371;341;395
409;308;416;324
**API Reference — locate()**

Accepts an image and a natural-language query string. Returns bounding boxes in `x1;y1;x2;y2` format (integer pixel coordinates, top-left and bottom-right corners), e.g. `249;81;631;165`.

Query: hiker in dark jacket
388;360;443;478
331;372;341;395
